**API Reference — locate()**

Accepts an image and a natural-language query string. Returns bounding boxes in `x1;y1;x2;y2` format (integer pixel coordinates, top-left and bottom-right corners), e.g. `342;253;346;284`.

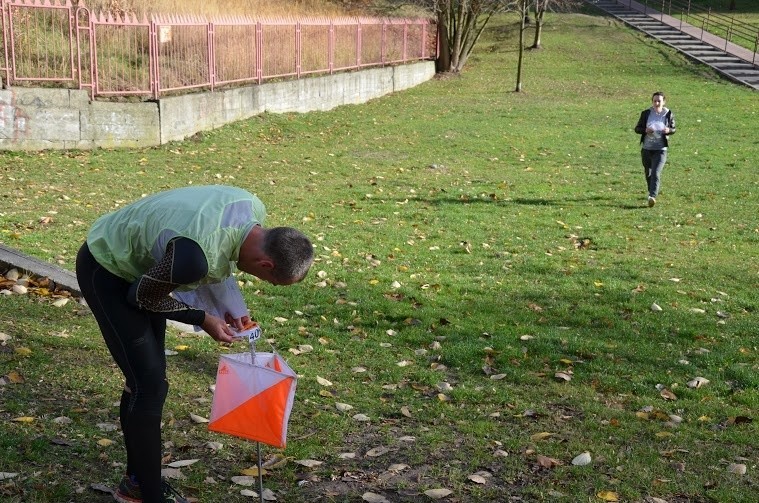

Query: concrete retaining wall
0;62;435;151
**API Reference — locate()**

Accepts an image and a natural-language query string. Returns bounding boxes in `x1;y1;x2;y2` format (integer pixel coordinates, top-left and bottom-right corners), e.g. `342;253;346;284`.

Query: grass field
1;6;758;503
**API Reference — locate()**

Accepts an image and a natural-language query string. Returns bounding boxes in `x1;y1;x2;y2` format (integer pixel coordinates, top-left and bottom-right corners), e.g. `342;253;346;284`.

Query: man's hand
201;313;236;343
224;312;252;332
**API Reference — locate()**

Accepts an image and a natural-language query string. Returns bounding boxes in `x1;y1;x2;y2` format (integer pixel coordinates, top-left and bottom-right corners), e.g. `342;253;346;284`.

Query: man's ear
256;258;275;270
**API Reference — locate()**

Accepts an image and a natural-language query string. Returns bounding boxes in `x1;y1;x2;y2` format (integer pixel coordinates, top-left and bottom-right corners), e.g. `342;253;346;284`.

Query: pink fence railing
0;0;437;99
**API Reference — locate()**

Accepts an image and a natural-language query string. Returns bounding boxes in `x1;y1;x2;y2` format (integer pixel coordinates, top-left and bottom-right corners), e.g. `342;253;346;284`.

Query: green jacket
87;185;265;287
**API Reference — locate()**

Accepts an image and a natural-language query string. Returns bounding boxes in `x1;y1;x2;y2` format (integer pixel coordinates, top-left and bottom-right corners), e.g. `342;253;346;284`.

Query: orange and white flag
208;352;297;448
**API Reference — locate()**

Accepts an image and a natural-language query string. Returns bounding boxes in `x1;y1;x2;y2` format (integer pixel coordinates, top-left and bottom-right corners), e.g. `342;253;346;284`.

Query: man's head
238;226;313;285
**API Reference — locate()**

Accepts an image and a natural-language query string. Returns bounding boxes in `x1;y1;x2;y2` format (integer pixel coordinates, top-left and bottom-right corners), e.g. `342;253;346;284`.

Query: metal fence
623;0;759;64
0;0;437;99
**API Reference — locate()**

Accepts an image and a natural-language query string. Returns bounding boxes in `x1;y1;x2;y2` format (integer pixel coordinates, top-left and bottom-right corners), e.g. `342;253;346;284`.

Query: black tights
76;243;168;503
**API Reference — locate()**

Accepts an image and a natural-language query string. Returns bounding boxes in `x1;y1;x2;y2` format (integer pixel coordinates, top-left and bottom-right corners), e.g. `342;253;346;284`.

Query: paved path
588;0;759;90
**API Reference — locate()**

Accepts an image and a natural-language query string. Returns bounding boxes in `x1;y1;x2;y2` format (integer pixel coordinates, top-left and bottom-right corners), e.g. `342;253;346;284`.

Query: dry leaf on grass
167;459;199;468
241;466;267;477
554;372;572;382
316;376;333;386
687;377;709;388
362;493;390;503
231;476;257;486
294;459;323;468
536;455;562;468
596;491;620;501
660;389;677;400
366;446;390;457
424;488;453;499
571;451;592;466
727;463;747;475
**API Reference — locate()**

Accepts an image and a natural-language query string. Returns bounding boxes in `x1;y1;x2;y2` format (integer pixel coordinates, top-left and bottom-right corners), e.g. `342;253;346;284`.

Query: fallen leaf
167;459;199;468
97;438;114;447
596;491;619;501
366;446;390;457
241;466;267;477
294;459;323;468
14;347;32;357
7;371;24;383
190;413;209;423
530;432;553;441
571;451;592;466
554;371;572;382
12;416;35;423
96;422;118;432
335;402;353;412
536;455;562;468
424;488;453;499
261;453;288;469
160;467;184;480
687;377;709;389
660;389;677;400
467;473;488;484
362;493;390;503
316;376;333;386
727;463;747;475
231;475;257;486
0;472;19;480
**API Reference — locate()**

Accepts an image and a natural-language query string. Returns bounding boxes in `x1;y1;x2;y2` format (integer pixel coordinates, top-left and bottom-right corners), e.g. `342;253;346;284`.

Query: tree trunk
436;10;452;72
530;1;546;49
729;0;736;11
516;0;527;92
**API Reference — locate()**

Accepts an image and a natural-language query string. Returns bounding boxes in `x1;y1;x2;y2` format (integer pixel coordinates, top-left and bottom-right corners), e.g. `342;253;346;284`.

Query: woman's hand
201;313;236;343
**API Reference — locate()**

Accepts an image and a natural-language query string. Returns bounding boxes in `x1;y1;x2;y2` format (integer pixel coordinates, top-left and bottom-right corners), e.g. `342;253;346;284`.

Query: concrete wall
0;62;435;151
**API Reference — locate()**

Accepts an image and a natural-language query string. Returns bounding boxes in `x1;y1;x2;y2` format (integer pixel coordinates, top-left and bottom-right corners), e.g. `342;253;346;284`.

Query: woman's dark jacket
634;109;676;147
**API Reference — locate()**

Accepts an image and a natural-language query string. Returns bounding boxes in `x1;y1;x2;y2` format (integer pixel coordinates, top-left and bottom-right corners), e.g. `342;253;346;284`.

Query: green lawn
1;8;757;503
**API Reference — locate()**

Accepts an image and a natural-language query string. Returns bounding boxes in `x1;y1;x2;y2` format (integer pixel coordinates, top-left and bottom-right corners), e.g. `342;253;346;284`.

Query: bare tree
529;0;581;50
379;1;517;73
515;0;529;91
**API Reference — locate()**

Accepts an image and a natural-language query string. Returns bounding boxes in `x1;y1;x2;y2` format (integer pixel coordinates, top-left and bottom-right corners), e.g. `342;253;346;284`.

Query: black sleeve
634;110;648;135
126;237;209;326
666;111;676;135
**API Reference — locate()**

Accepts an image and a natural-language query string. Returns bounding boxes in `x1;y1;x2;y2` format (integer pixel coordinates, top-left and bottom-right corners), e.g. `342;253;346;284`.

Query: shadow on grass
385;195;648;210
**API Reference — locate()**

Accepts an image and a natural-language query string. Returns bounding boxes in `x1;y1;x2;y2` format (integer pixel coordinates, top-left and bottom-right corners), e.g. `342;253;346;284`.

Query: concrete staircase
587;0;759;90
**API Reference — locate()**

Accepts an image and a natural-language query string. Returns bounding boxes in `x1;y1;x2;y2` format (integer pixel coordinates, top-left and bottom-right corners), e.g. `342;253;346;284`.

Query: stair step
587;0;757;90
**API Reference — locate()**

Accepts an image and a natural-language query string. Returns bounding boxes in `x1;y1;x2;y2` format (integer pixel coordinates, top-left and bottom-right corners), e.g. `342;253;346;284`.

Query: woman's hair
652;91;666;100
262;227;314;282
